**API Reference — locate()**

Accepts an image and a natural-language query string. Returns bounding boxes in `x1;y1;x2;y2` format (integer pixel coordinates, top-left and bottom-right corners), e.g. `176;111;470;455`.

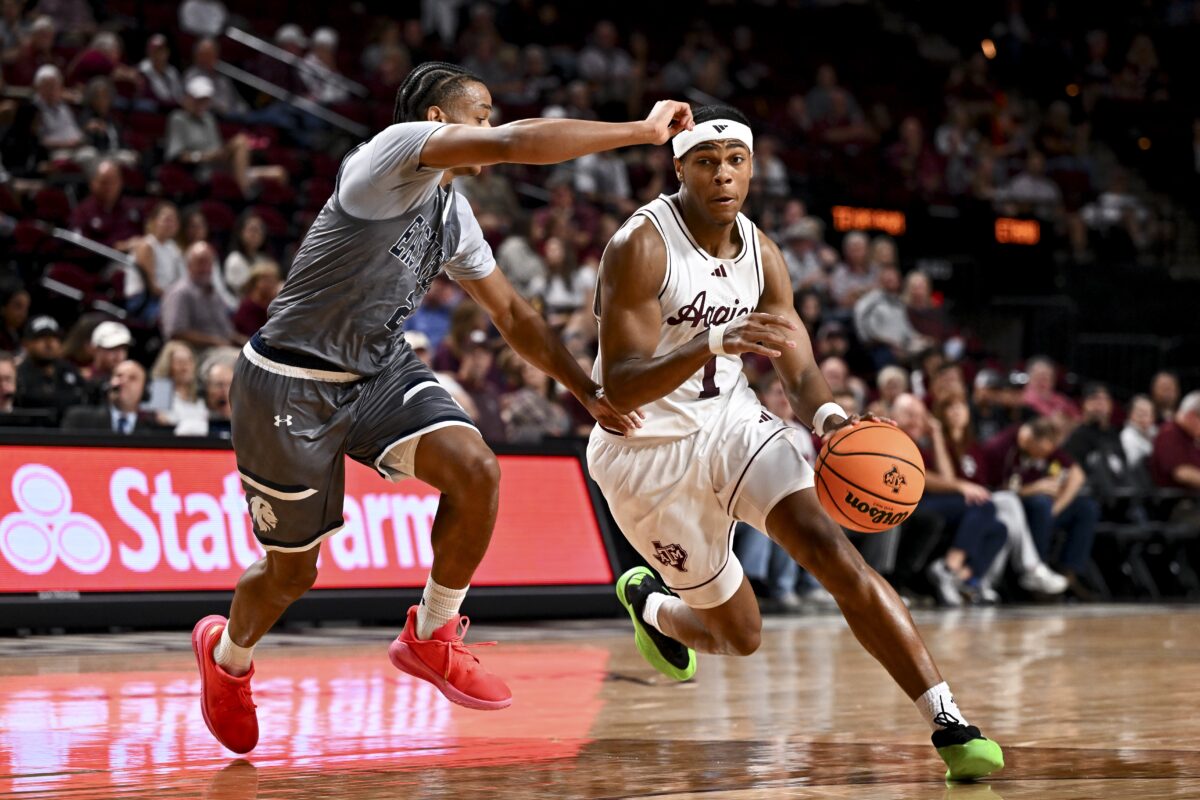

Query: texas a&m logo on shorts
651;540;689;572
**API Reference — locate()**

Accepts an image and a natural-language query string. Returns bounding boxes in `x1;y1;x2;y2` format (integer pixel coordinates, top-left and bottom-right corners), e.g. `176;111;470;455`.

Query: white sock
917;681;969;732
642;592;687;632
416;576;468;640
213;626;254;677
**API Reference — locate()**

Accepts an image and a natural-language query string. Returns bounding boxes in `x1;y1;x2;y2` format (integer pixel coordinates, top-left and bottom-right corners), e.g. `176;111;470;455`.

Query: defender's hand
718;313;797;358
644;100;694;145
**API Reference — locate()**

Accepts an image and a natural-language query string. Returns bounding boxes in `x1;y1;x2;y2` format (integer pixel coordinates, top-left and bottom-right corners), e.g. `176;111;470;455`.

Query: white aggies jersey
595;194;765;440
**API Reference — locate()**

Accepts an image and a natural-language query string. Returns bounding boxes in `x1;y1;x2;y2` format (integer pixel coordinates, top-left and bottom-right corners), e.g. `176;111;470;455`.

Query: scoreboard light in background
831;206;907;236
994;217;1041;246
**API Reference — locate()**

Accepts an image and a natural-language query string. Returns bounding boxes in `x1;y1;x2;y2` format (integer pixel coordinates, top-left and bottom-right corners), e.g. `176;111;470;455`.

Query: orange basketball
815;421;925;533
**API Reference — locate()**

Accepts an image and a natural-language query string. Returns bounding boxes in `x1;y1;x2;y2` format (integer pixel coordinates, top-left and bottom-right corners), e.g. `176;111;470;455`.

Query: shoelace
431;617;497;681
933;710;961;728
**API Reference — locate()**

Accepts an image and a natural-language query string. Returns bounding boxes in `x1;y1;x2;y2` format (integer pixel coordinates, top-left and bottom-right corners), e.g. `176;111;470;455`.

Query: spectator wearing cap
972;369;1023;442
1150;371;1181;424
0;280;30;353
183;38;248;118
232;261;281;338
138;34;183;107
977;418;1100;598
167;76;286;196
853;264;933;368
178;0;227;37
829;231;879;309
14;316;86;422
63;359;152;434
301;27;351;106
1149;391;1200;491
160;242;244;351
31;64;85;158
1120;394;1158;471
70;158;143;250
1022;355;1080;423
82;320;132;403
779;217;831;293
1065;383;1143;500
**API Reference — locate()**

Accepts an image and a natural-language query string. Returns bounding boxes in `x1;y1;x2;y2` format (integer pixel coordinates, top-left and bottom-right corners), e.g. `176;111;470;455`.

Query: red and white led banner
0;445;613;593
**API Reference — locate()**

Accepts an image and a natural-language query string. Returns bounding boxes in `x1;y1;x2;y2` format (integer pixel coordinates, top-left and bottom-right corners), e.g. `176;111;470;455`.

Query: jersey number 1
699;358;720;399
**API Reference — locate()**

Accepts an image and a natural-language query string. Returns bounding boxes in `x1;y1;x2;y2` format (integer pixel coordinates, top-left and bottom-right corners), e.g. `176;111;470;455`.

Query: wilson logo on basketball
883;466;906;495
843;490;910;527
651;540;689;572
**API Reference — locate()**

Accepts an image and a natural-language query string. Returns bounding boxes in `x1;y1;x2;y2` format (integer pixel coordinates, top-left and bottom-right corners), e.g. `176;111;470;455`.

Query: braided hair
393;61;482;124
690;104;752;127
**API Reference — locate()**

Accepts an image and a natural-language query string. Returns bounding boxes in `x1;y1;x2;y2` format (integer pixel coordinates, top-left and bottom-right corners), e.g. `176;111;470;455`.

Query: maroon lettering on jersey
666;290;752;328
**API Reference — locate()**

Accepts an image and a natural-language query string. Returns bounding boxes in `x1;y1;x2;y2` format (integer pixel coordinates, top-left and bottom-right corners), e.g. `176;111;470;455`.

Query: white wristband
813;402;848;435
707;322;729;356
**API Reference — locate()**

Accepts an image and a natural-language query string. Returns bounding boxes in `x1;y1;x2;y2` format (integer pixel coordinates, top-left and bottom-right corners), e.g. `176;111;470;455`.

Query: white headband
672;119;754;159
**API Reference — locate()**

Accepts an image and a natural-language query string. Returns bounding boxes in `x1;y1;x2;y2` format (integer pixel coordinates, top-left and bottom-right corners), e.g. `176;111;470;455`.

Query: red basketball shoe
192;615;259;753
388;605;512;710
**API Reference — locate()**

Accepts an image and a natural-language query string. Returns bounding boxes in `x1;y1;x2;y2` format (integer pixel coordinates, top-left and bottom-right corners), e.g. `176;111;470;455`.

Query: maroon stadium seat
249;205;288;238
33;187;72;226
199;200;237;235
155;164;199;202
207;171;244;203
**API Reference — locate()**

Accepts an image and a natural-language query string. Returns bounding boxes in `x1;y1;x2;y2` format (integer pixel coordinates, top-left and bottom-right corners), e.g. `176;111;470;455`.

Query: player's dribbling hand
584;391;645;435
821;412;896;445
719;313;797;358
644;100;694;145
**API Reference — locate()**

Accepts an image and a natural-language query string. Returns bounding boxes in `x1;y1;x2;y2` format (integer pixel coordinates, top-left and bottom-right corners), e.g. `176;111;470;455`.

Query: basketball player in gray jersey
192;61;695;754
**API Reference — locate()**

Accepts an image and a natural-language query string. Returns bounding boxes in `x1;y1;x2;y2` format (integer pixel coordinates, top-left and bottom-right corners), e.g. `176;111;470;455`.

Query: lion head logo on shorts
651;540;688;573
249;496;278;533
883;466;906;495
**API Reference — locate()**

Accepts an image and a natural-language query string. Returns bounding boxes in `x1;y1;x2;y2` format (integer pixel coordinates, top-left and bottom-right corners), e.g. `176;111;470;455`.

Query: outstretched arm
458;267;641;435
599;219;796;413
420;101;693;171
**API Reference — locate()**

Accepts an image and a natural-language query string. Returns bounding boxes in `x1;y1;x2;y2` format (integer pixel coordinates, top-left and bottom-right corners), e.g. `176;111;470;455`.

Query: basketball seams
817;475;863;529
828;451;926;478
819;458;921;508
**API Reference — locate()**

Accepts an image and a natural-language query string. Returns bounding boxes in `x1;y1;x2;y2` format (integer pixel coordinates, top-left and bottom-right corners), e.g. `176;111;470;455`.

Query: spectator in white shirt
1120;394;1158;470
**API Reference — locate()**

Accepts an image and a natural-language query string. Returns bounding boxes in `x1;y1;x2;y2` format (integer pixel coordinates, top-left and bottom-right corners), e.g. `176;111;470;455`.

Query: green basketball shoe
933;722;1005;781
615;567;696;682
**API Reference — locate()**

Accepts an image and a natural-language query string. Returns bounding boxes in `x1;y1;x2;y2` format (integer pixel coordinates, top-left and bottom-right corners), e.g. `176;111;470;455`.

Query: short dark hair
393;61;482;124
1027;416;1061;442
691;104;751;127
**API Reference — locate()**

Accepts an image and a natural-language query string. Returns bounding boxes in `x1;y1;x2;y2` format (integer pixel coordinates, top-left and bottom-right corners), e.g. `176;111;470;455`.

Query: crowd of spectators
0;1;1197;605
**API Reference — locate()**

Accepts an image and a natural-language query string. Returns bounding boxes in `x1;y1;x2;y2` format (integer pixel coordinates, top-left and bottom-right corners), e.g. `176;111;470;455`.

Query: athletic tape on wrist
708;322;730;356
813;402;848;435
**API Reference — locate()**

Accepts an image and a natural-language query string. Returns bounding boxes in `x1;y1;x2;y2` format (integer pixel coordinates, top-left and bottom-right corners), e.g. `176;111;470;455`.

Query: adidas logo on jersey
710;265;729;277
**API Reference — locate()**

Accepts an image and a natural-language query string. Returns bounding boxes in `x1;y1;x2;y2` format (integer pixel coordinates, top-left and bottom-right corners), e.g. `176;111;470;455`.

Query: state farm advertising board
0;446;613;592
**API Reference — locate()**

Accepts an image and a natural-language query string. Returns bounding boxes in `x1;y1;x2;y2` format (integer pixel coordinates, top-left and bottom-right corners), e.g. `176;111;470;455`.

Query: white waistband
241;342;361;382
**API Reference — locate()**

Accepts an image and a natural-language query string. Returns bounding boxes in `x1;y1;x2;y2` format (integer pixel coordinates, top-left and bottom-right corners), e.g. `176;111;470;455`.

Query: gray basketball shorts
229;333;477;552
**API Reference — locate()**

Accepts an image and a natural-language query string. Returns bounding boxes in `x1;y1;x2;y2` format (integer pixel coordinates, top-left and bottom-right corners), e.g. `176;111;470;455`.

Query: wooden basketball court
1;605;1197;798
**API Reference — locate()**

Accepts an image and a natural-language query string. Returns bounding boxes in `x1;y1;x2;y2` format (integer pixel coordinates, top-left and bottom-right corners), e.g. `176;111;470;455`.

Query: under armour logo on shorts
274;415;293;427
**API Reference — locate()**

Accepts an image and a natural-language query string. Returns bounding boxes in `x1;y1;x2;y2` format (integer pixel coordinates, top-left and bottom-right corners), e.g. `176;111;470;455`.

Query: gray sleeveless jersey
258;121;494;376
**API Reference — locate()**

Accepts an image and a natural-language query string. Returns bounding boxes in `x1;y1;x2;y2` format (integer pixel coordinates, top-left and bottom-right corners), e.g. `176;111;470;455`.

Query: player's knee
267;552;319;600
725;626;761;657
446;445;501;500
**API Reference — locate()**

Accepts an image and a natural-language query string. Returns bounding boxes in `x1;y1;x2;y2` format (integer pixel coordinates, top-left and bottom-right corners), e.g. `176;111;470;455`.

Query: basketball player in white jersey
588;106;1003;781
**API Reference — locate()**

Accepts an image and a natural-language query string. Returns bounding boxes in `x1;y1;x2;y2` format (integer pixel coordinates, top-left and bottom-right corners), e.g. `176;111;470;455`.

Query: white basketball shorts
587;392;815;609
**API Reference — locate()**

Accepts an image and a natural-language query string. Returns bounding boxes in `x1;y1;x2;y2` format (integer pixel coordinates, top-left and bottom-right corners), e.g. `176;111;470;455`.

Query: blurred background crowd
0;0;1197;605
